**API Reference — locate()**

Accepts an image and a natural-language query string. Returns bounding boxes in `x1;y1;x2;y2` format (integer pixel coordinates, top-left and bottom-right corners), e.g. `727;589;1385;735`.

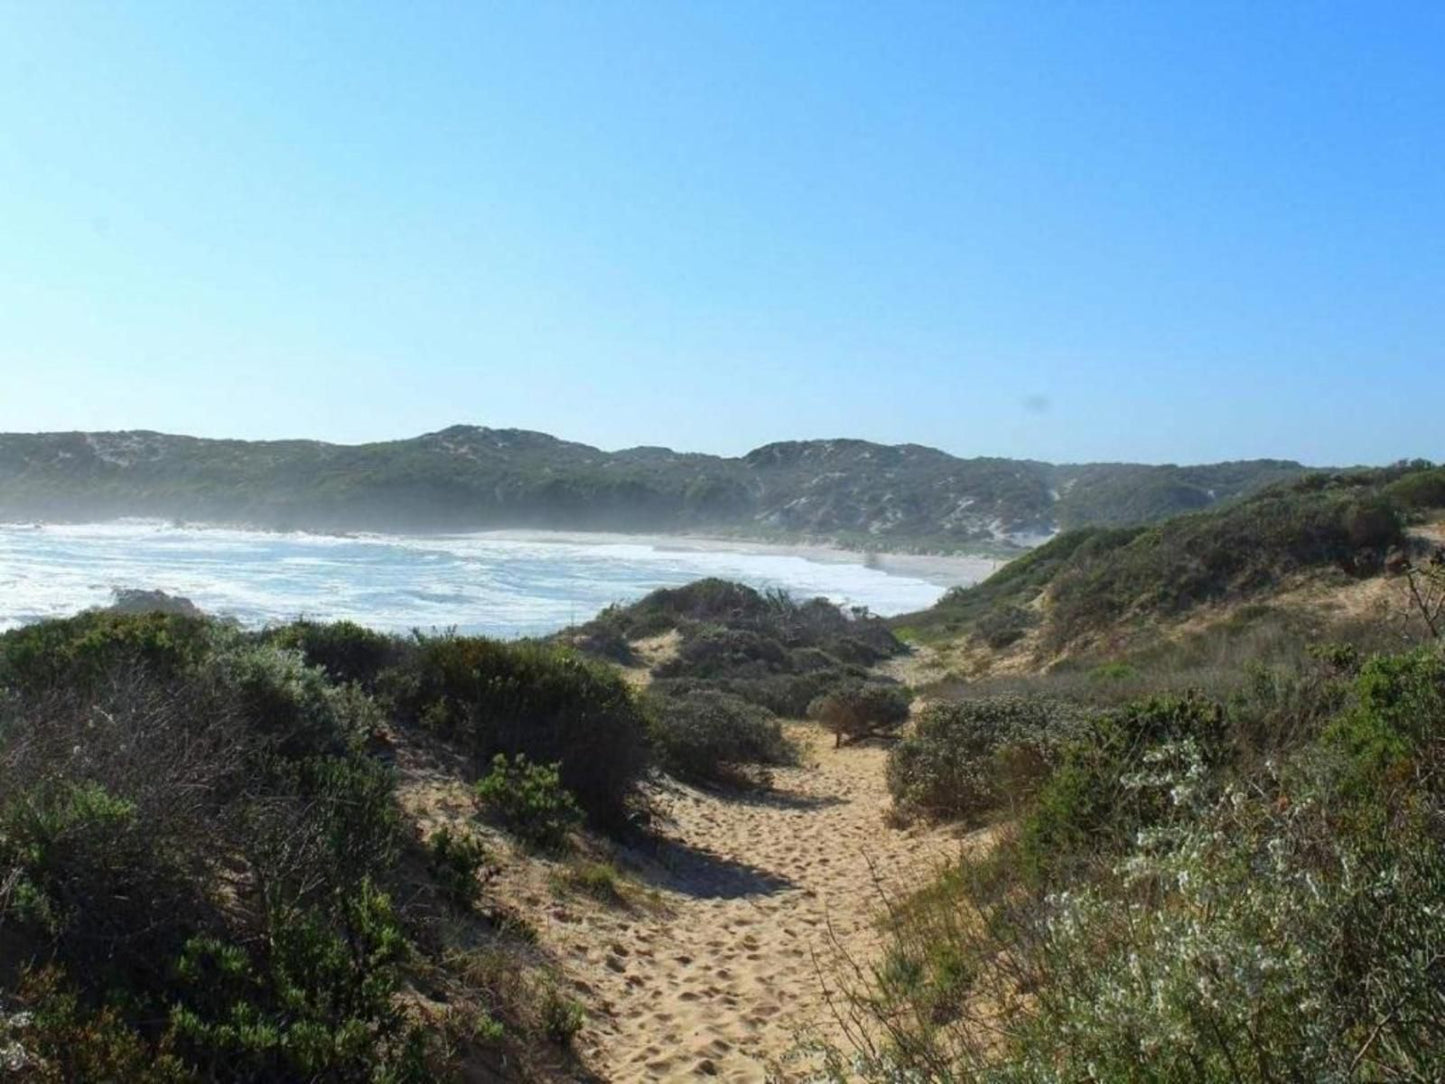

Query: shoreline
472;528;1002;588
5;519;1006;590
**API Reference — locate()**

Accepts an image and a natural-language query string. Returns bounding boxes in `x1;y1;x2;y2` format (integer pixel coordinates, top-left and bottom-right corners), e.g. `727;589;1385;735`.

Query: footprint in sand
514;725;963;1083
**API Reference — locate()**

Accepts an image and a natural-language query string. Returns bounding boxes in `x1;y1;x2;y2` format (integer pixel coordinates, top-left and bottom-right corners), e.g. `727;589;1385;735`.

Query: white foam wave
0;522;978;636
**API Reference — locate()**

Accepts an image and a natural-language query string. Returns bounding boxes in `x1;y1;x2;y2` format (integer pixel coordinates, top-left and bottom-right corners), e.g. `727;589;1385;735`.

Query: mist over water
0;522;981;636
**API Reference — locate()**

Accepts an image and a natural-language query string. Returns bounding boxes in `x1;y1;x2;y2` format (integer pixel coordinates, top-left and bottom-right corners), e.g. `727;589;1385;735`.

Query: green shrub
265;619;399;687
653;625;789;679
887;696;1084;822
808;683;912;747
166;882;425;1082
1018;694;1225;885
554;860;627;906
475;754;583;851
975;604;1039;649
1383;464;1445;511
383;635;648;827
648;689;795;785
1322;647;1445;812
817;648;1445;1082
537;986;584;1046
4;966;189;1083
211;643;368;760
709;670;854;717
0;611;215;695
426;826;494;910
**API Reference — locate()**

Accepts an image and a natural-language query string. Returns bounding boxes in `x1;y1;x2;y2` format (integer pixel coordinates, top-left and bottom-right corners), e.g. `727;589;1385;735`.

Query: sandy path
531;726;959;1082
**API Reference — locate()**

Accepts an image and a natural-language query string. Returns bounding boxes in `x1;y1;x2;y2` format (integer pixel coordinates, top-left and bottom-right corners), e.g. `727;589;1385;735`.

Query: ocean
0;521;990;636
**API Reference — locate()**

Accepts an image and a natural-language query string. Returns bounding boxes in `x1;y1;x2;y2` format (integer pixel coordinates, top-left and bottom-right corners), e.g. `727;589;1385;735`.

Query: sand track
531;726;959;1081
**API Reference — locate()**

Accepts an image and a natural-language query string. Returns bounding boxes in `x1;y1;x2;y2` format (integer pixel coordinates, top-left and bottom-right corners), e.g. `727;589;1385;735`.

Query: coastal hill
0;425;1307;550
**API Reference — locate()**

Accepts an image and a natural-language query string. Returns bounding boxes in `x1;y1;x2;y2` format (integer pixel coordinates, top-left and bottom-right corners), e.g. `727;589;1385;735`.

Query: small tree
808;684;911;748
1395;547;1445;639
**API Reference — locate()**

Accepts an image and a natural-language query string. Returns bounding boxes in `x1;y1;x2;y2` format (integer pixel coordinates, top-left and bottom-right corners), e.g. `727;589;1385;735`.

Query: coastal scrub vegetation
568;578;910;783
898;461;1442;653
0;609;656;1081
817;570;1445;1078
0;580;904;1077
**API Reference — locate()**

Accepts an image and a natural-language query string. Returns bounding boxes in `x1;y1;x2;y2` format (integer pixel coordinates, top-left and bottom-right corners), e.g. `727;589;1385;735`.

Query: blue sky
1;2;1441;465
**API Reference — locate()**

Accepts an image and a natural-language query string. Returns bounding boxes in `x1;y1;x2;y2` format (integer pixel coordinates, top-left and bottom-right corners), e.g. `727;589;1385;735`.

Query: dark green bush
474;754;583;851
1383;465;1445;511
165;882;424;1081
0;617;435;1082
887;696;1084;822
0;611;215;695
265;619;400;687
383;636;648;827
714;671;855;717
648;689;795;785
653;625;789;679
567;580;903;716
808;683;912;747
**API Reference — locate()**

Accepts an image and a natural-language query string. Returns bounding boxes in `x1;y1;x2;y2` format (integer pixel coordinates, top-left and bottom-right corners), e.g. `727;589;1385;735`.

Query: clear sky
1;2;1441;465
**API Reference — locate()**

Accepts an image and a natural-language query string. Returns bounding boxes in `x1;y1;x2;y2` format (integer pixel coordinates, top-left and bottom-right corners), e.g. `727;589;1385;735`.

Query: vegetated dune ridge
399;723;965;1082
0;425;1308;551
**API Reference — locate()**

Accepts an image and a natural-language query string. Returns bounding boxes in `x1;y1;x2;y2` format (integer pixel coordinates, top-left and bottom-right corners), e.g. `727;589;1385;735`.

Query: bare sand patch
479;725;960;1081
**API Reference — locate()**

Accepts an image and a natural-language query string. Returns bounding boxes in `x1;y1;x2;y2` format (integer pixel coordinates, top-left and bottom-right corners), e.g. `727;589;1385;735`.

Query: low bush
808;683;912;747
648;689;795;785
0;610;216;695
1018;693;1225;885
553;860;627;906
537;986;584;1047
653;625;789;679
475;754;583;851
383;635;648;827
0;625;429;1082
265;619;400;687
974;604;1038;649
426;826;494;910
565;579;904;720
886;696;1084;822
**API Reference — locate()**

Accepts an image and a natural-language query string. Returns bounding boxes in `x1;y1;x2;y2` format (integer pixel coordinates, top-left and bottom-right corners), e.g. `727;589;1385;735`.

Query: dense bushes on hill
1384;464;1445;511
899;464;1436;653
568;579;907;782
0;427;1309;547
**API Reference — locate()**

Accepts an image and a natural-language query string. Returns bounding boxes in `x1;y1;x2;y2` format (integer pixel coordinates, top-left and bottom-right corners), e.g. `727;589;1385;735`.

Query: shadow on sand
626;833;795;900
710;786;847;812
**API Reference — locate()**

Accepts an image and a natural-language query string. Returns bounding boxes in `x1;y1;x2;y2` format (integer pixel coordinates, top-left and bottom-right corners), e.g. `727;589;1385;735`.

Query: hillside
0;426;1307;551
893;461;1445;677
805;462;1445;1082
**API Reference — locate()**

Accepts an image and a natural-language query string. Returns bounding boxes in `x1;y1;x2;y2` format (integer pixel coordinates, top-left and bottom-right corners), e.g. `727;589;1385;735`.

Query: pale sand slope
535;726;961;1082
